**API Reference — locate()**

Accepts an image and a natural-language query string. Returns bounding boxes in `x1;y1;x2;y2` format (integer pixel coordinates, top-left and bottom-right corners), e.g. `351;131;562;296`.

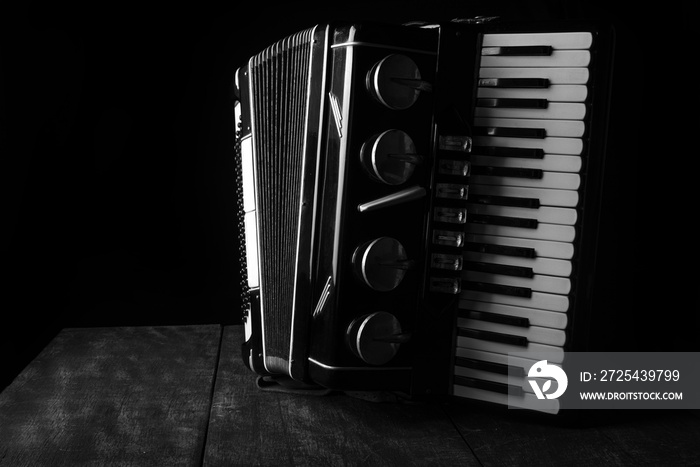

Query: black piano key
453;375;524;396
458;327;529;347
478;77;550;89
463;261;535;278
477;98;549;109
473;126;547;139
482;45;553;56
455;356;526;377
464;241;537;259
471;165;544;179
471;145;544;159
462;281;533;298
459;309;531;327
468;214;538;229
470;193;541;209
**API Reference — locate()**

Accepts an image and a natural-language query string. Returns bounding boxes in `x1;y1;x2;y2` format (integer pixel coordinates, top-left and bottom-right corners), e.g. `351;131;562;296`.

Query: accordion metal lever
357;186;426;213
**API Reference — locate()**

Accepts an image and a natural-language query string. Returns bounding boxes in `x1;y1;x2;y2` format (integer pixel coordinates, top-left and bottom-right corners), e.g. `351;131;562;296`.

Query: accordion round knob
361;129;421;185
352;237;414;292
346;312;407;365
366;54;427;110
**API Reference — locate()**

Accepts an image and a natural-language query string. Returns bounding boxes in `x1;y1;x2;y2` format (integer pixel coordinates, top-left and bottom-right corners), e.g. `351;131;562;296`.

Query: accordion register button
360;129;421;185
439;135;472;153
431;253;463;271
436;183;468;200
438;159;470;177
367;54;429;110
434;206;467;224
352;237;414;292
433;230;464;248
429;277;461;294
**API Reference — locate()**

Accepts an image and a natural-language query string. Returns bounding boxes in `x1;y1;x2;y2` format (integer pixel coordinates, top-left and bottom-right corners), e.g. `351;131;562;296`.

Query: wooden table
1;325;698;466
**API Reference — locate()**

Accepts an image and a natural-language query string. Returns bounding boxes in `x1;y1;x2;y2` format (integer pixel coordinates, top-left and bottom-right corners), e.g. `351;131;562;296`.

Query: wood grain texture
0;325;222;467
448;404;631;466
203;325;477;466
597;411;700;466
3;324;700;467
447;403;700;466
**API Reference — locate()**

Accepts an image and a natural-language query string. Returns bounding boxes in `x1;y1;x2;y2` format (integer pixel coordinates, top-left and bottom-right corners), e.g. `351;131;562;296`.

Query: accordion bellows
248;27;318;374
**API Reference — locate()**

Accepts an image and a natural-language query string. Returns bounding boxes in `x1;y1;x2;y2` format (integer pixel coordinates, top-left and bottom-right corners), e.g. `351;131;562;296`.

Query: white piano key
465;233;575;260
474;102;586;120
463;250;573;277
466;221;576;243
463;270;571;295
458;318;567;346
482;32;593;49
473;135;582;156
479;67;589;85
467;203;578;226
460;289;569;313
481;50;590;68
469;171;581;190
470;154;582;173
473;117;585;138
470;184;579;208
452;385;560;414
459;300;569;328
244;211;260;289
477;85;588;102
456;335;565;363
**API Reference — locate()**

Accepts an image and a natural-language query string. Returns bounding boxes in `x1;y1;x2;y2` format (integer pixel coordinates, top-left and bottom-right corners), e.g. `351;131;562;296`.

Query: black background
2;1;696;389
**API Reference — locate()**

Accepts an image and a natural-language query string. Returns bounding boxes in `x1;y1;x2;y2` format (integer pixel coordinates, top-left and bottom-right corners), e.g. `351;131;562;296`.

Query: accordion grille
249;28;315;361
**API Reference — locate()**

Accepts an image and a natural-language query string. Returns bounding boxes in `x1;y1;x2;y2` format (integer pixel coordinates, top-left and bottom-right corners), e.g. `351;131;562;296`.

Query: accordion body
233;17;614;412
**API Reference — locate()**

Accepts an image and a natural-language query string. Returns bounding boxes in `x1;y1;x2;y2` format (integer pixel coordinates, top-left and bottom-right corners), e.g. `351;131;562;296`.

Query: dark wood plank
204;325;477;466
447;404;634;466
597;411;700;466
446;402;700;466
0;325;222;466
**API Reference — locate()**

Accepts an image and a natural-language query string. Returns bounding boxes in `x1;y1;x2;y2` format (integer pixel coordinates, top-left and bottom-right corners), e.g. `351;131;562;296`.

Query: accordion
233;17;614;414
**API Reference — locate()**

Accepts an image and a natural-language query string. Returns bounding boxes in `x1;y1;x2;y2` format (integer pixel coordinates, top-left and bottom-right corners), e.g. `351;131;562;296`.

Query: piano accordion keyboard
453;30;597;413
